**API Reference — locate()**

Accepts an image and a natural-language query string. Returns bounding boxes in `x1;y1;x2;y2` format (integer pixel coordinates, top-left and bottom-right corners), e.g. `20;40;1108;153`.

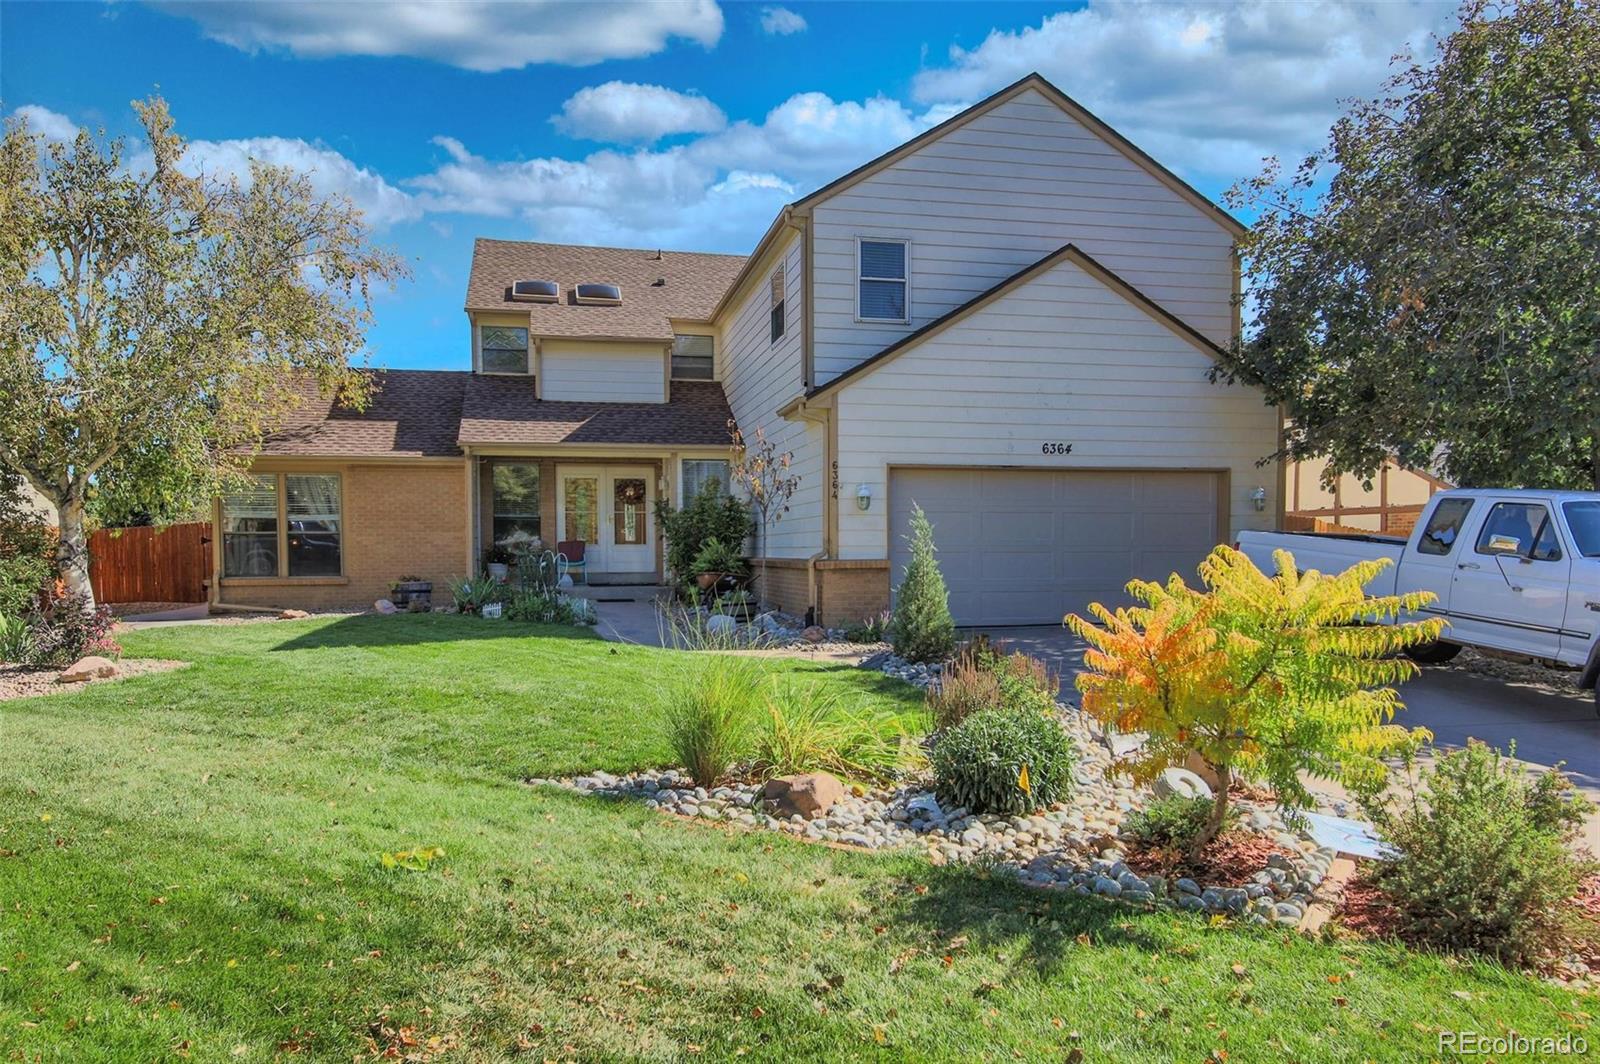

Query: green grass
0;614;1589;1061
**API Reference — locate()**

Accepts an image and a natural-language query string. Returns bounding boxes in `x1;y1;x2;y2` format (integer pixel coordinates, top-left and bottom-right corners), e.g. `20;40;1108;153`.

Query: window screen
481;325;528;374
682;459;731;502
672;334;715;380
1416;498;1473;556
492;463;541;545
859;239;907;321
222;474;278;577
285;475;342;576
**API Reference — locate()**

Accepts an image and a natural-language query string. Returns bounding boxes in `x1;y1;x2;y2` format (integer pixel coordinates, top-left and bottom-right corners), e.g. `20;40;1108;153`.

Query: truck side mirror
1483;533;1522;555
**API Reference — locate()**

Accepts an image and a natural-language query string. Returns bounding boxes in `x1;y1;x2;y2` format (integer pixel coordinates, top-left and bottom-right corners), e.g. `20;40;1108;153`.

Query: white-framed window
491;462;541;544
682;459;731;502
480;325;529;374
671;334;715;380
222;473;343;578
769;264;786;343
857;238;909;323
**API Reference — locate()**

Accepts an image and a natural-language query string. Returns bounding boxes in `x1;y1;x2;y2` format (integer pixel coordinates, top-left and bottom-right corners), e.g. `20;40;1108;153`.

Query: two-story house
209;72;1281;627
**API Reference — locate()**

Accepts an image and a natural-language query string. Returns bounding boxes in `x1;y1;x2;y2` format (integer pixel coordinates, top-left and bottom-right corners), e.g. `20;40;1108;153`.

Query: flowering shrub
23;592;120;666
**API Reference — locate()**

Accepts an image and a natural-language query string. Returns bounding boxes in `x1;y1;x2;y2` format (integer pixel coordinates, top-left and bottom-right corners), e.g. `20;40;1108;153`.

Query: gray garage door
889;468;1223;627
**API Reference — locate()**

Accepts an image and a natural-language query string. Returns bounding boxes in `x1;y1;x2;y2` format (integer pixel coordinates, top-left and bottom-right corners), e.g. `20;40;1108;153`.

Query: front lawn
0;614;1588;1061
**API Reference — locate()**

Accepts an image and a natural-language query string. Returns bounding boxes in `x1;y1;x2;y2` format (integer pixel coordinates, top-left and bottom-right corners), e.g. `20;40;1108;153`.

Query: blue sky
3;1;1458;370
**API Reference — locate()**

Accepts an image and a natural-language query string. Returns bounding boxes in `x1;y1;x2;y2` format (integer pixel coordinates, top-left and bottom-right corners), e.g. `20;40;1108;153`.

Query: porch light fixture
856;484;872;511
1250;486;1267;512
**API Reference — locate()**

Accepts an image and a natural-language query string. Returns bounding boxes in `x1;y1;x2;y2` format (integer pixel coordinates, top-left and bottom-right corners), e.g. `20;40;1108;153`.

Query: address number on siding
1041;442;1073;455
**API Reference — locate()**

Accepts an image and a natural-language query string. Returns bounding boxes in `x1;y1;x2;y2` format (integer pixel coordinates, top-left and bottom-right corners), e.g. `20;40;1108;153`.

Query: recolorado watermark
1440;1031;1588;1056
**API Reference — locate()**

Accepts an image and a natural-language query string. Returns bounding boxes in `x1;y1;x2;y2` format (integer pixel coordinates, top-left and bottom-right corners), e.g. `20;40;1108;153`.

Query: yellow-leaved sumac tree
1065;546;1442;858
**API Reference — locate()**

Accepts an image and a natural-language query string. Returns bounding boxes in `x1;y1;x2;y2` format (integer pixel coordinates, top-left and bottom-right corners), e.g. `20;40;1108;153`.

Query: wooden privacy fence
89;522;211;604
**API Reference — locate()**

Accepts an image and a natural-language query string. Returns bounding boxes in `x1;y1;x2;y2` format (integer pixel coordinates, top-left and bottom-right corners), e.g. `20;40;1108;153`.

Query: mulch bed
0;659;188;701
1124;829;1297;888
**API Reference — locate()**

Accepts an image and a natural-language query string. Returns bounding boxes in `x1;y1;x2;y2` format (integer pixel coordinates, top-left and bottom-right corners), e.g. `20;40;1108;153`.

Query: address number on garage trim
1041;442;1074;455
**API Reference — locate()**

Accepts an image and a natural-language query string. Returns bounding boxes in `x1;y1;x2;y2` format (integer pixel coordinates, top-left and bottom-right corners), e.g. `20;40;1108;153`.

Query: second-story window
672;334;715;380
858;238;908;323
481;325;529;374
769;264;786;343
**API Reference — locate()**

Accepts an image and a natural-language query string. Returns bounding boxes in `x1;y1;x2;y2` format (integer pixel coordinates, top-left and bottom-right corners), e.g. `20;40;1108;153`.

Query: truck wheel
1406;641;1463;665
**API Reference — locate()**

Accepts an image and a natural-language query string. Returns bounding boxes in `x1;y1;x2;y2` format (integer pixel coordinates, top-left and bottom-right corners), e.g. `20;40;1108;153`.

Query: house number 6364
1041;442;1073;455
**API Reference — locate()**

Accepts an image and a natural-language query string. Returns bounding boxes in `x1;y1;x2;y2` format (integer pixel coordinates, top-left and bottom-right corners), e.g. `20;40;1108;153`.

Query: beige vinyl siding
716;231;823;558
540;340;665;403
832;254;1278;558
809;87;1237;385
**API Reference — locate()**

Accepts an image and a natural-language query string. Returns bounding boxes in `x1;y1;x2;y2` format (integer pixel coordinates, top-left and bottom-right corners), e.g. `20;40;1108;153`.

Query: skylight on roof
573;283;622;305
510;279;559;303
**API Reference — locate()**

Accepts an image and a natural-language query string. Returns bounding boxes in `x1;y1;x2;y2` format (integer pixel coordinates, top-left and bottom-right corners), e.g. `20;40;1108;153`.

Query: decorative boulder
1153;766;1214;801
374;598;398;614
57;656;118;683
1183;751;1221;790
279;609;310;620
705;614;738;635
800;625;827;643
762;772;846;820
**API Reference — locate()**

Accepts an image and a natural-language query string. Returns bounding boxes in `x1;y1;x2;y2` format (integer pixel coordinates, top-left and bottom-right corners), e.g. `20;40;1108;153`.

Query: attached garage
889;468;1224;626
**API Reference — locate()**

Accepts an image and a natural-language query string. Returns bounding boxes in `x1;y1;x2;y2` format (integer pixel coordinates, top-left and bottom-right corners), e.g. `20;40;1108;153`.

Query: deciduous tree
1067;547;1440;858
0;100;404;606
1215;0;1600;489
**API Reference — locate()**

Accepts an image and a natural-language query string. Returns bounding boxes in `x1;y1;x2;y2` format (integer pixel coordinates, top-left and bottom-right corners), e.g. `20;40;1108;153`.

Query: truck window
1474;502;1560;561
1562;501;1600;557
1416;498;1473;556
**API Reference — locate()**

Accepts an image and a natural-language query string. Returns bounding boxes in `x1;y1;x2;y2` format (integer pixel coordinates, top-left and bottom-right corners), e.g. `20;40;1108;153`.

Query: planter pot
486;563;510;582
390;581;433;608
695;571;721;591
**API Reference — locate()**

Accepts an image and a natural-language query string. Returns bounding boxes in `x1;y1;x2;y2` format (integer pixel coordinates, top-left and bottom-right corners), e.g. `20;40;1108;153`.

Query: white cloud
411;89;950;250
176;137;421;228
760;7;807;35
12;104;78;143
157;0;725;71
554;81;727;143
911;0;1454;181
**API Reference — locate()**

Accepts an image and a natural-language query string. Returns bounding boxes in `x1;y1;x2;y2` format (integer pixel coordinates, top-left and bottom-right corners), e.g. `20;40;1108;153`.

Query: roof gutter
708;205;801;323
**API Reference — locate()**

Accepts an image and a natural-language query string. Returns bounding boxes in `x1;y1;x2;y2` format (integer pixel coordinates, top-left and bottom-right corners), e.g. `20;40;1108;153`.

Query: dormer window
480;325;529;374
510;279;559;303
574;283;622;305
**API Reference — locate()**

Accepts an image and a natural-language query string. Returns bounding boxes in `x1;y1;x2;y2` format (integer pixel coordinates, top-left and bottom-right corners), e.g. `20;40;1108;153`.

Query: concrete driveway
975;626;1600;850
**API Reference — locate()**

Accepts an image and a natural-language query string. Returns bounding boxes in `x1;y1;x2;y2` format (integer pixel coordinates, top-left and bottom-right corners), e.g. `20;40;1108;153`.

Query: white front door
556;466;655;581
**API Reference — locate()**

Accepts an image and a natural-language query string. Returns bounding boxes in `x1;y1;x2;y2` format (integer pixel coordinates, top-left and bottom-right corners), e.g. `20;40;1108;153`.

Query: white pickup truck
1237;489;1600;713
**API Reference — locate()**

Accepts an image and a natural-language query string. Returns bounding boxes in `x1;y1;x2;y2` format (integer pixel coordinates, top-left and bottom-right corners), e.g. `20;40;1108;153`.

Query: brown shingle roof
465;239;746;341
458;376;732;447
258;369;467;458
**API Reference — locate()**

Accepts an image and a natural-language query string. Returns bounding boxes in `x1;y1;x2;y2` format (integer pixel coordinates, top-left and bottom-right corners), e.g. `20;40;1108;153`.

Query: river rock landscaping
537;697;1335;928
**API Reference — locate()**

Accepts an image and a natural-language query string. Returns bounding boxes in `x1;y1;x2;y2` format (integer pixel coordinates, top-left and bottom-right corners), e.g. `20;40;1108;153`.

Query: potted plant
484;545;513;582
691;538;748;591
388;575;433;609
718;588;756;621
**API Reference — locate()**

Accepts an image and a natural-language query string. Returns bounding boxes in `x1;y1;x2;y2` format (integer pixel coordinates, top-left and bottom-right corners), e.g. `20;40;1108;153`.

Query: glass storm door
558;469;602;574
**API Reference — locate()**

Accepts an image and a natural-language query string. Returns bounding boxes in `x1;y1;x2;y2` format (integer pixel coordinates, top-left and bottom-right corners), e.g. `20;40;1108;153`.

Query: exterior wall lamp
856;484;872;511
1250;486;1267;512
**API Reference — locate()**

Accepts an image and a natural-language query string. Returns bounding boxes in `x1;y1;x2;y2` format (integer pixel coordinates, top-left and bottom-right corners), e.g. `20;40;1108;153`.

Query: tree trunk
56;493;97;611
1187;762;1232;862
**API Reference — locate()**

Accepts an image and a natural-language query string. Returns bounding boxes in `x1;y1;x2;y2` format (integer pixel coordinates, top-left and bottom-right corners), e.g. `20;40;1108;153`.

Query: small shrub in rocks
1356;740;1598;966
931;707;1074;815
929;641;1058;730
927;654;1001;731
20;592;119;667
1124;796;1237;853
662;658;762;787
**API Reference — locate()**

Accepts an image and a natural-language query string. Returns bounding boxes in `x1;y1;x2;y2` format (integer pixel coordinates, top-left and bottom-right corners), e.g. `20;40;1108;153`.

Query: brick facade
217;461;468;611
814;560;890;628
751;557;891;627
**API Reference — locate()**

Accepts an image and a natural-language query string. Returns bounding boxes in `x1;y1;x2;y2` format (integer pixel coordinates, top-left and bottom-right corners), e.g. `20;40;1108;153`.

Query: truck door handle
1457;562;1481;570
